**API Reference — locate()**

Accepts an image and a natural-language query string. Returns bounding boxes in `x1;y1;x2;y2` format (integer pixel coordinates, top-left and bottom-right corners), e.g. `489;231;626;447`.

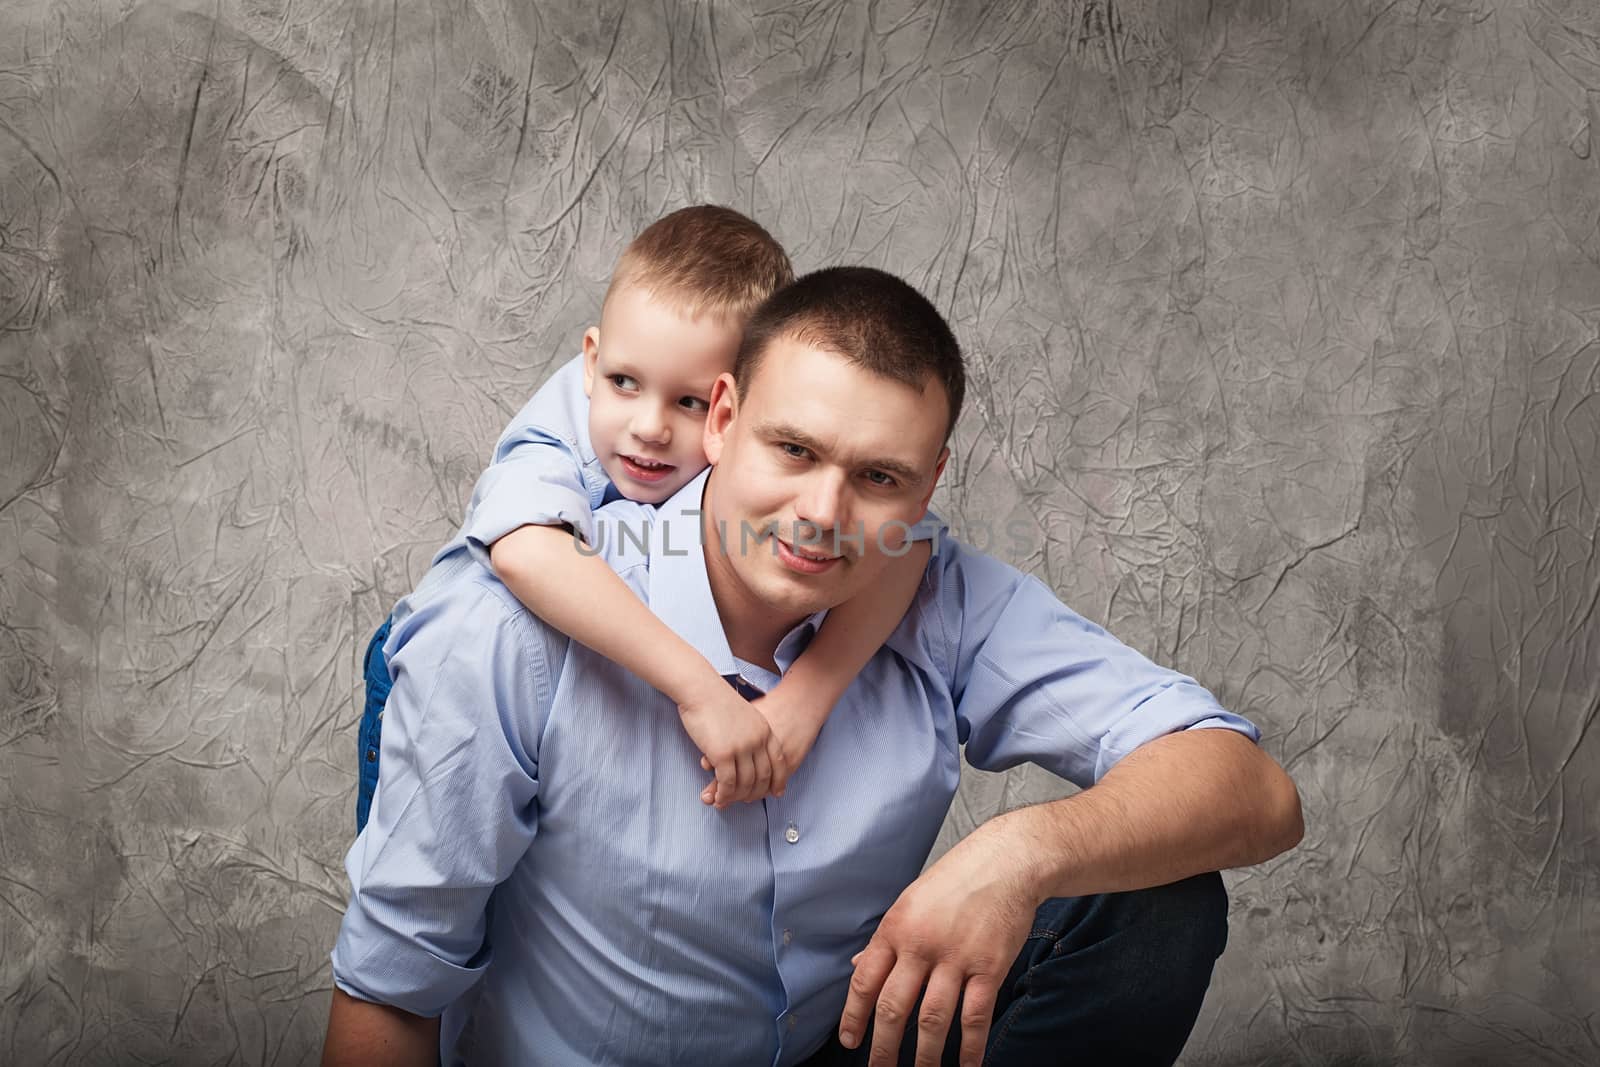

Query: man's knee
1009;873;1229;1059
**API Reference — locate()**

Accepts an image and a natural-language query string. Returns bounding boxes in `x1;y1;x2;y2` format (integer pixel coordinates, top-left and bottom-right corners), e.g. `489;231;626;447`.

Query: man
323;267;1303;1066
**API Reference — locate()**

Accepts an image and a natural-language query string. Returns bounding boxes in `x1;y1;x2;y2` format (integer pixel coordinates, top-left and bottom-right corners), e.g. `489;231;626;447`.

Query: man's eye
779;443;811;460
864;470;896;487
679;396;710;414
608;374;639;391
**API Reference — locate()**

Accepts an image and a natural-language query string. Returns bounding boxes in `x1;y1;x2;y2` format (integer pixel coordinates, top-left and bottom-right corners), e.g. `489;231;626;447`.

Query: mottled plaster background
1;0;1596;1063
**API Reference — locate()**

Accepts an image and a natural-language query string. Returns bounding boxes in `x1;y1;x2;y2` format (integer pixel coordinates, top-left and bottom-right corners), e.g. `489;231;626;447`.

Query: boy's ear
702;373;739;465
581;327;600;397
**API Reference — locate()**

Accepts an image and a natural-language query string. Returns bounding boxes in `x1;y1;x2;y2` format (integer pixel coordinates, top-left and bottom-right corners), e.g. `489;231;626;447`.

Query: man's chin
747;564;849;616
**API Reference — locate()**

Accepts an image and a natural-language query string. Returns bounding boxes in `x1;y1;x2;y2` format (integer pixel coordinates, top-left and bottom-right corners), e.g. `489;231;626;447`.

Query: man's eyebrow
753;420;926;485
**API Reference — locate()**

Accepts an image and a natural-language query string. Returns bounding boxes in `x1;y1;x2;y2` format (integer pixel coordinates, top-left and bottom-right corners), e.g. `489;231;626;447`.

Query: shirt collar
645;469;827;684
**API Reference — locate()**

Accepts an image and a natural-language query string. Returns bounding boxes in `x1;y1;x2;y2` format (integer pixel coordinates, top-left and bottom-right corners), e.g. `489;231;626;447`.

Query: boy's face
582;284;743;504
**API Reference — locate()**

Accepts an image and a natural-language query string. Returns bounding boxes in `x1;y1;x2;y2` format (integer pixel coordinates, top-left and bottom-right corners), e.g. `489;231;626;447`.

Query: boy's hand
749;687;826;782
678;683;789;809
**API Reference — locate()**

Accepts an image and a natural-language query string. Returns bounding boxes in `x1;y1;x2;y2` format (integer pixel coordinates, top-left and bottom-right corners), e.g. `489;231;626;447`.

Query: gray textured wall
2;0;1596;1063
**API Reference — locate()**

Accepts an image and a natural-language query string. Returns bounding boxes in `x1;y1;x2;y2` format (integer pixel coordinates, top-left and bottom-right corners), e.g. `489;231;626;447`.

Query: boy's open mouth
620;454;676;482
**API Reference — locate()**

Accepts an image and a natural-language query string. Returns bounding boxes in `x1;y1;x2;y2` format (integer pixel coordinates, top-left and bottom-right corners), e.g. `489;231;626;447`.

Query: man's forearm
993;728;1304;903
321;989;440;1067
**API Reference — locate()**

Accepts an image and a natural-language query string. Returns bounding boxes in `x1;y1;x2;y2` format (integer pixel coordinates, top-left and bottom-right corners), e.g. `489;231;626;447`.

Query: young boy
356;206;936;831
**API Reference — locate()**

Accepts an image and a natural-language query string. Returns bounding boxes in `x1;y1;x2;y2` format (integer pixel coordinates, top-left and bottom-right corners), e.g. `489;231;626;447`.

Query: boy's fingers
750;749;772;803
738;751;759;803
766;737;790;796
714;754;736;809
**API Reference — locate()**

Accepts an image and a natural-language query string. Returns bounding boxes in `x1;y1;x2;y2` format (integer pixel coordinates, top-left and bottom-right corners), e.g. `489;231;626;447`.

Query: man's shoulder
923;530;1036;610
391;560;570;675
888;531;1055;674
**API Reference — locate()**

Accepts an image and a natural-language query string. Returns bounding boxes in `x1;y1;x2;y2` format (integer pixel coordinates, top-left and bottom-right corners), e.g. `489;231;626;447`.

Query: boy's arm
758;540;933;772
490;524;786;808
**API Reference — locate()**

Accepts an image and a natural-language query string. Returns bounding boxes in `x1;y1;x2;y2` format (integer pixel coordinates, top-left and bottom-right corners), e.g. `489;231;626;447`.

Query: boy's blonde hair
605;205;794;321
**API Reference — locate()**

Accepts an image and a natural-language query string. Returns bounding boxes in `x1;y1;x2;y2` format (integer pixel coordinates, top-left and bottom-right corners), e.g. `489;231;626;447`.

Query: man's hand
679;681;789;809
838;818;1039;1067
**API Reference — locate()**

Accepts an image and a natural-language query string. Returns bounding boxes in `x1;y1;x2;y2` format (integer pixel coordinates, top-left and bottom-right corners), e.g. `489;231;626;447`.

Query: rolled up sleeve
459;356;610;564
460;445;599;562
933;539;1260;787
331;577;551;1016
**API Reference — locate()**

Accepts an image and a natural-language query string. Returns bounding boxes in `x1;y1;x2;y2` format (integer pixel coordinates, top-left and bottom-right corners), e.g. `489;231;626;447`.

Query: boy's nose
632;406;671;445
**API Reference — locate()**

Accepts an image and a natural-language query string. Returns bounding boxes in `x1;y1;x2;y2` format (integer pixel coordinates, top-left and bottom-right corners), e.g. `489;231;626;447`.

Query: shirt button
782;928;793;946
786;1014;798;1030
784;823;800;844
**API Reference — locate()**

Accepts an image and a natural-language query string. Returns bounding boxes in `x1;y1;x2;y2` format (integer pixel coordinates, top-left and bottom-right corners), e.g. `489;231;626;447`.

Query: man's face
701;337;949;621
583;284;743;504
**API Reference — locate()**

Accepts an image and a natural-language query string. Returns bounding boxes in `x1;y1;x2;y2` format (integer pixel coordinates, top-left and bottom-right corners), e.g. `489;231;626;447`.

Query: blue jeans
354;616;394;833
801;871;1228;1067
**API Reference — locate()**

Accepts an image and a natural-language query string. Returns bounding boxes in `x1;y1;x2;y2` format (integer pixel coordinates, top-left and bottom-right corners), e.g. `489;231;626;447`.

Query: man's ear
917;446;950;514
702;373;739;465
581;327;600;398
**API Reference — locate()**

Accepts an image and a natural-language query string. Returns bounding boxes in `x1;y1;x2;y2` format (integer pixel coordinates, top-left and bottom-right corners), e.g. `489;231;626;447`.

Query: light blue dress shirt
332;469;1262;1066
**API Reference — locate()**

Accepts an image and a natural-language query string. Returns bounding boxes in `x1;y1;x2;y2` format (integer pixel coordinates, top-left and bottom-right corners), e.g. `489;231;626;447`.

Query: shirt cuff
1095;682;1261;780
462;482;598;569
331;908;489;1019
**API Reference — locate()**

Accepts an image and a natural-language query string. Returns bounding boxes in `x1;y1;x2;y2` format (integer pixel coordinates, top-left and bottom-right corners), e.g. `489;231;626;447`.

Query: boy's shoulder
496;353;591;451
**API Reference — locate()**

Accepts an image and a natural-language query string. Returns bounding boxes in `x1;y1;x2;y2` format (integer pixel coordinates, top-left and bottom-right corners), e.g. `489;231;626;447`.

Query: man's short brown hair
734;267;966;440
605;205;794;321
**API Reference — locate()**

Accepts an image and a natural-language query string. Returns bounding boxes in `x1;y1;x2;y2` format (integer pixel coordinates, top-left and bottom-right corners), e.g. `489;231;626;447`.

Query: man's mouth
619;454;676;483
773;536;843;575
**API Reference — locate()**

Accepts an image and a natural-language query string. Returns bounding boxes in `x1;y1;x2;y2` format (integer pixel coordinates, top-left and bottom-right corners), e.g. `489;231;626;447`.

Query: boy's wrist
667;661;731;712
767;668;839;724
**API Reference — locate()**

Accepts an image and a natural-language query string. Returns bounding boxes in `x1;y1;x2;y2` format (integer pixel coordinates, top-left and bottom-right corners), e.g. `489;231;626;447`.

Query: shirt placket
726;673;805;1064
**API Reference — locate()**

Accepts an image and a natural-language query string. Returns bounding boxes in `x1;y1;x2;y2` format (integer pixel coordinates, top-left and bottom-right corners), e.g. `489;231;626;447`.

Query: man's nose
794;470;848;540
631;403;671;445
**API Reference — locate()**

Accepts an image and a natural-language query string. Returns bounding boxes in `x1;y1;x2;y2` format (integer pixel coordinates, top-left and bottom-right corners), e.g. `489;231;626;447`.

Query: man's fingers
956;976;1001;1067
838;942;895;1050
913;968;964;1067
868;958;932;1067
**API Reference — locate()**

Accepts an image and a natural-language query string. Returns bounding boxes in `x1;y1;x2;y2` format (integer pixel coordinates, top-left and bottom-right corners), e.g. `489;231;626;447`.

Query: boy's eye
608;374;639;391
679;396;710;414
779;442;811;460
863;470;897;488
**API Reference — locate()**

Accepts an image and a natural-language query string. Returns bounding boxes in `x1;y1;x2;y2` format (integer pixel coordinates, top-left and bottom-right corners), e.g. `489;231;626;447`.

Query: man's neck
698;481;803;674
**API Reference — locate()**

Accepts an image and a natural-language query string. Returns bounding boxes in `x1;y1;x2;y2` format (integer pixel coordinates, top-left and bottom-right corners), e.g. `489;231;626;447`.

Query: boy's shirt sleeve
458;355;611;561
923;535;1261;787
